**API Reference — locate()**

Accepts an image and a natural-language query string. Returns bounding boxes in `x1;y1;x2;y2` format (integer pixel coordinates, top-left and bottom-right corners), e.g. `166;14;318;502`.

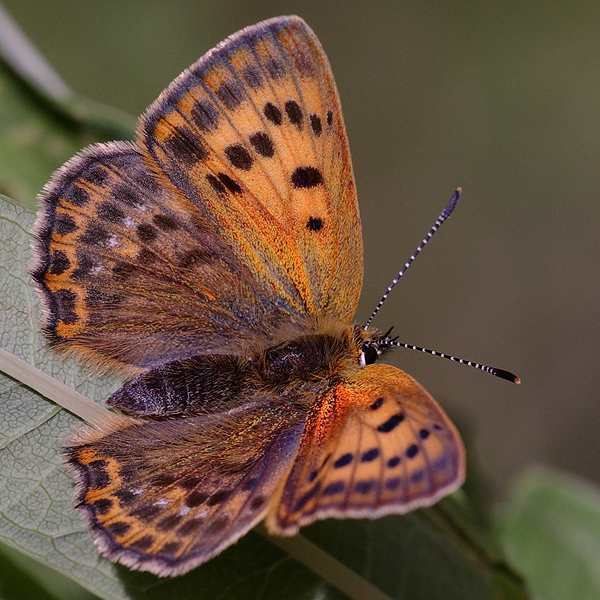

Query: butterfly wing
66;398;304;576
32;16;362;372
267;363;466;535
139;15;362;322
31;143;287;373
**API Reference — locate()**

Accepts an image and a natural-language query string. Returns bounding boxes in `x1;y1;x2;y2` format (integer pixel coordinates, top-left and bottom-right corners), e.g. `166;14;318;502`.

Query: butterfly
31;16;468;577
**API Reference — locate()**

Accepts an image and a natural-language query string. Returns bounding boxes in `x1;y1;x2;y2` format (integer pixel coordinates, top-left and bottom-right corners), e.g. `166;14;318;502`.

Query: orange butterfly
30;16;510;577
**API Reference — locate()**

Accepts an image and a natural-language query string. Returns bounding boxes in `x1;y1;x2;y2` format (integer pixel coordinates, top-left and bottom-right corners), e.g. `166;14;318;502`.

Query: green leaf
0;192;527;600
498;466;600;600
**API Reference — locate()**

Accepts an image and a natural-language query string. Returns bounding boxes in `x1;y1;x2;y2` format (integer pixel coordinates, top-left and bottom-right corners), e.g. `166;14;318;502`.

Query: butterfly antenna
364;188;462;330
388;340;521;383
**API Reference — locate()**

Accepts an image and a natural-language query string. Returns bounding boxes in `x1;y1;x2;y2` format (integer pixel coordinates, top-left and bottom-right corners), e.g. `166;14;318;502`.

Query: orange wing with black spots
267;364;466;535
139;15;362;321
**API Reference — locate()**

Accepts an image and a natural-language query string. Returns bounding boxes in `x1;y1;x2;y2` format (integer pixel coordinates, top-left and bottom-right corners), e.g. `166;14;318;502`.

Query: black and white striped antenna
364;188;461;330
364;188;520;384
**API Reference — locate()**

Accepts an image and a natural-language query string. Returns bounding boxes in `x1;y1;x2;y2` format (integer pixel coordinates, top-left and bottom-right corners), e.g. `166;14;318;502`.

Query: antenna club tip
455;187;462;196
514;376;522;385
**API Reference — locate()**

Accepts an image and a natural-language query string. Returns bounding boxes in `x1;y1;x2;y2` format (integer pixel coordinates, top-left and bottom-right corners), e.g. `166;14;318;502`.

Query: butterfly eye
361;344;379;366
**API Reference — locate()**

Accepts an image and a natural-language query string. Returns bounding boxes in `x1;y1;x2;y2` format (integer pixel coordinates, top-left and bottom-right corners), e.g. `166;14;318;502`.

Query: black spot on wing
249;132;275;157
285;100;303;128
377;412;405;433
264;102;282;125
225;144;253;170
292;167;324;189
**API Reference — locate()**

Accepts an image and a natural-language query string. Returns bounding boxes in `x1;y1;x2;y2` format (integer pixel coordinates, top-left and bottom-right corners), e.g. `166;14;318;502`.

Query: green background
4;0;593;494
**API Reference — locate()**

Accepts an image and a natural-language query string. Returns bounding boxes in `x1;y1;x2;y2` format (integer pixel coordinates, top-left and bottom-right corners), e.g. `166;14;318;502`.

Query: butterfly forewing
270;364;466;534
139;16;362;322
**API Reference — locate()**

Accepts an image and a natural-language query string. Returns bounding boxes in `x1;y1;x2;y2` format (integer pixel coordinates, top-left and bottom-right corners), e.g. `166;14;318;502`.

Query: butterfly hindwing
269;364;466;534
66;390;304;576
139;16;363;322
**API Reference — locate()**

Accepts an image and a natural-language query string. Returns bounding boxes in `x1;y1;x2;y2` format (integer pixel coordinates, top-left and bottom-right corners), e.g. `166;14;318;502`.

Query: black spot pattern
361;448;380;462
249;132;275;157
292;167;324;189
87;460;109;489
306;217;323;231
114;489;137;506
294;482;321;512
386;478;401;491
207;516;229;534
387;456;401;468
113;185;143;207
191;101;219;131
243;67;263;89
207;489;231;506
72;252;94;279
250;496;265;510
50;251;70;275
161;541;182;555
185;491;208;507
419;429;430;440
137;223;157;243
310;114;322;136
411;470;425;483
54;214;77;236
132;504;161;522
377;412;405;433
86;165;108;185
178;520;202;535
267;59;286;79
369;397;384;411
406;444;419;459
92;498;113;515
65;186;89;206
323;481;345;496
242;477;258;491
179;476;201;490
80;223;110;246
207;174;226;195
218;173;242;194
216;81;243;109
137;248;156;265
97;201;125;223
327;110;334;126
164;129;209;165
355;480;375;494
157;515;183;531
54;289;78;324
285;100;303;127
151;473;177;486
264;102;283;125
333;453;353;468
225;144;253;170
108;522;131;537
153;214;178;230
131;535;154;551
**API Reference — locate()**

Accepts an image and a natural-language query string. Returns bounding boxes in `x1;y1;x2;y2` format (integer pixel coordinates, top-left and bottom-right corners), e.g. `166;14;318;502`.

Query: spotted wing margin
139;15;363;322
31;142;291;374
65;399;304;577
267;364;466;535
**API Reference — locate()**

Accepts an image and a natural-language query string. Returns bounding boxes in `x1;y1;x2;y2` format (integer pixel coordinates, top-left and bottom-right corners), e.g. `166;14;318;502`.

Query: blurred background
2;0;599;500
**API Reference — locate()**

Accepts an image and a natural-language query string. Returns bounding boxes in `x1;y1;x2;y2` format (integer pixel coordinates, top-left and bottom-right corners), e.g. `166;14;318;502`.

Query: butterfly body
32;16;466;576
